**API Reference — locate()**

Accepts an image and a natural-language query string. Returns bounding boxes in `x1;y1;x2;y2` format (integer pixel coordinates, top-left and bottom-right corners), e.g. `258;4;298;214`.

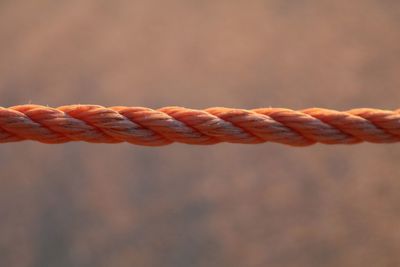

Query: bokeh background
1;1;400;266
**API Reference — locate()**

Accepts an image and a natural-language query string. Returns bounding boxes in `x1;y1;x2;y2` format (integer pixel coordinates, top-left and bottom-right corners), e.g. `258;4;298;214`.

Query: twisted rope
0;105;399;146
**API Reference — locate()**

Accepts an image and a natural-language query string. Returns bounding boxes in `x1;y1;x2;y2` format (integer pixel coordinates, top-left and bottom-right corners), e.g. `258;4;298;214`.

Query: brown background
1;1;400;266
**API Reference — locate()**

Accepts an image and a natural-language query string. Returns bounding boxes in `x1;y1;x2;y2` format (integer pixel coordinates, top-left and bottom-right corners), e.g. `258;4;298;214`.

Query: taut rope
0;105;399;146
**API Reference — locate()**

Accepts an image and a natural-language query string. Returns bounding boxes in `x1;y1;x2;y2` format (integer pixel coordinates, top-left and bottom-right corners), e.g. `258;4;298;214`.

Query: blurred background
1;1;400;266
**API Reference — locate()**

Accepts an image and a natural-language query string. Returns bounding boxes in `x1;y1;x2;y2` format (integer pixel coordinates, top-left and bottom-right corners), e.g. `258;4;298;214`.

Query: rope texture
0;105;399;146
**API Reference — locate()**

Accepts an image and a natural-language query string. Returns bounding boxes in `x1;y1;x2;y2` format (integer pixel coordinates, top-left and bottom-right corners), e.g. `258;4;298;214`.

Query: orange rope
0;105;399;146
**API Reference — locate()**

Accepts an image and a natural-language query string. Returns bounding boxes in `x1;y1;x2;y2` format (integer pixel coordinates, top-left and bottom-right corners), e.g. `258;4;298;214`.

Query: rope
0;104;399;146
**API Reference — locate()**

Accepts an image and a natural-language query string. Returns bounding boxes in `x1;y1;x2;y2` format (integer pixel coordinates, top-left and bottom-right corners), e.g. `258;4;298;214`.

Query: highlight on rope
0;104;399;146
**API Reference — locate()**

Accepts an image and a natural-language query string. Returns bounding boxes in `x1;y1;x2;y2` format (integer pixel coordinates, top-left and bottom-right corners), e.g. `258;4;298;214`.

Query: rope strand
0;105;399;146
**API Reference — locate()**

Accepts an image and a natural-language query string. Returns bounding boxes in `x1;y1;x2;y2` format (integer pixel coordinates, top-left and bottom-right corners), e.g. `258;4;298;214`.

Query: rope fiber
0;105;399;146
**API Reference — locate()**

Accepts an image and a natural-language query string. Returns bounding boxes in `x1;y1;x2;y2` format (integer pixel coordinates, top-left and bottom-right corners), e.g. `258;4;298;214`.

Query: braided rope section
0;105;399;146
